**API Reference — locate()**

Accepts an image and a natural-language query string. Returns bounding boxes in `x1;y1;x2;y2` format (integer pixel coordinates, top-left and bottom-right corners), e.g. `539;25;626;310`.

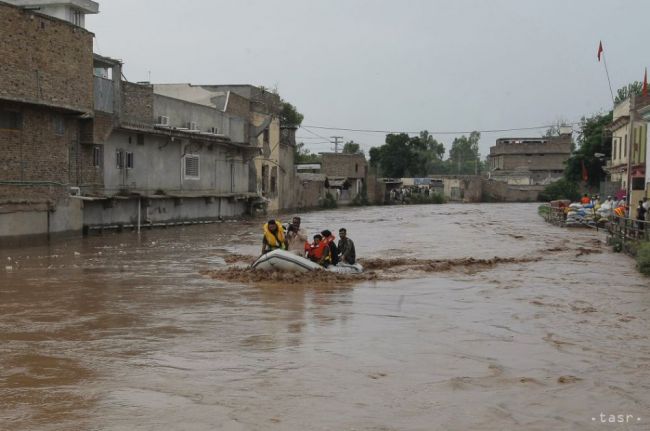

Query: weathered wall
321;153;367;179
153;94;246;143
101;130;251;195
121;82;154;126
83;197;247;227
0;2;93;112
0;102;81;202
0;197;82;240
481;179;542;202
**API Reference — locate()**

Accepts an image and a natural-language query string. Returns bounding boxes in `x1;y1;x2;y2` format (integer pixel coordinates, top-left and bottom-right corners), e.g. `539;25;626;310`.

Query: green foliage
564;111;612;187
615;81;643;105
294;142;321;164
406;192;445;205
280;101;304;127
448;131;482;175
320;192;338;209
538;204;550;217
342;140;363;155
538;178;580;202
369;133;425;177
635;242;650;274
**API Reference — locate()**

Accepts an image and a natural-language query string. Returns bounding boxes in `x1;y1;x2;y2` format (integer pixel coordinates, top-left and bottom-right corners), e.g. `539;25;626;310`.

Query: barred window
126;152;134;169
183;155;200;180
93;146;103;167
54;115;65;136
0;111;22;130
116;149;124;169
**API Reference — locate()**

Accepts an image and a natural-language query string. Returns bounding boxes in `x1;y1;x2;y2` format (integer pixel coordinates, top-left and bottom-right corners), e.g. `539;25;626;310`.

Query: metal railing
607;214;650;245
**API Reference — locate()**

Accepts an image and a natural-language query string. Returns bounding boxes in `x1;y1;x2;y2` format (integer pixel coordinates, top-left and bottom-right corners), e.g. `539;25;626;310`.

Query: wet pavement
1;203;649;430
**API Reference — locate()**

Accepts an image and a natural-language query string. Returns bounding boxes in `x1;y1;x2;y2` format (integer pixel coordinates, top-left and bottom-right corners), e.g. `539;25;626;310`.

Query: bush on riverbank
320;192;338;209
351;182;370;206
406;193;445;204
538;205;550;217
636;242;650;275
538;179;580;202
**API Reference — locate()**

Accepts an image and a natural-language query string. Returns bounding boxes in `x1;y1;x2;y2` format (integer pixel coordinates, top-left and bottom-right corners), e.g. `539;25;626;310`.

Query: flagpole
601;51;615;105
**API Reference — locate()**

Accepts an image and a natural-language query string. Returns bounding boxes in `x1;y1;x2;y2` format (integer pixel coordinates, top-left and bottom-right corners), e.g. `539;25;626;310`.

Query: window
624;134;627;157
613;139;617;160
93;146;103;167
0;111;22;130
54;115;65;136
126;152;134;169
71;9;83;26
263;128;270;145
355;163;359;173
137;134;144;145
183;155;200;180
116;149;124;169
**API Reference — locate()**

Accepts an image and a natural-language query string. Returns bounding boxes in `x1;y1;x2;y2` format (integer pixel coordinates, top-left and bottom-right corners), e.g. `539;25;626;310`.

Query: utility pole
331;136;343;153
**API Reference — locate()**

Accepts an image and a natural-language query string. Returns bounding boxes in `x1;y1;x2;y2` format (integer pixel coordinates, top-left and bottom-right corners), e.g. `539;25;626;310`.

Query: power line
300;122;581;135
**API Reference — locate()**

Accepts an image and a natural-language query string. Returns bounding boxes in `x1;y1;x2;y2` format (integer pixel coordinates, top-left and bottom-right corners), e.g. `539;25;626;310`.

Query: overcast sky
88;0;649;157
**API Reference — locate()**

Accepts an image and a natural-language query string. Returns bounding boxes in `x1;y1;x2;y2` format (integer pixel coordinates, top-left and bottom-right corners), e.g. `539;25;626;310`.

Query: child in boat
307;234;330;267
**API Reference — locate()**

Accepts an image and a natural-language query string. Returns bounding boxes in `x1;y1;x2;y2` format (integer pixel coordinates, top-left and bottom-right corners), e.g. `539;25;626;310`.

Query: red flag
597;41;603;62
581;160;588;182
643;67;648;97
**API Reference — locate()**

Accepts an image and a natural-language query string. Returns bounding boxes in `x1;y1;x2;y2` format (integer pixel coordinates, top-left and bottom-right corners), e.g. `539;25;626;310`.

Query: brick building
0;1;95;239
487;133;572;185
320;152;368;201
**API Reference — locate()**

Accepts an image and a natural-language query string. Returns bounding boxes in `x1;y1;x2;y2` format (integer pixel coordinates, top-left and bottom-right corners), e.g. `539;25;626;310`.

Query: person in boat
320;230;339;265
337;228;356;265
285;216;309;256
261;219;287;255
307;234;331;267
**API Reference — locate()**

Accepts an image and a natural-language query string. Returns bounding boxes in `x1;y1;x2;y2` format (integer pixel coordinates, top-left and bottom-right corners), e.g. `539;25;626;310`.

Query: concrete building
152;84;294;212
0;1;95;241
606;95;648;207
81;64;262;230
3;0;98;28
487;133;572;185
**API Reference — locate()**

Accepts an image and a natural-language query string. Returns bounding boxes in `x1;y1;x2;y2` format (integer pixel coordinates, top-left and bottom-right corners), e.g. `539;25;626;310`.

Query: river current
1;203;648;430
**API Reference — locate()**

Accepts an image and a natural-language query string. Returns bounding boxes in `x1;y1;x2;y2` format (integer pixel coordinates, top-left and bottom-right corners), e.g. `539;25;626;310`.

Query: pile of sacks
566;203;597;226
565;202;610;226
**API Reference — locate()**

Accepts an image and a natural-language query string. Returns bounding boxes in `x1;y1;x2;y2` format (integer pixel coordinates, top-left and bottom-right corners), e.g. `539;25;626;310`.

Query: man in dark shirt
337;228;356;264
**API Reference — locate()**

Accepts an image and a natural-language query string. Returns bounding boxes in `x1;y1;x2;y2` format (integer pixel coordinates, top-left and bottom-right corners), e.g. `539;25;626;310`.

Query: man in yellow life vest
261;219;288;255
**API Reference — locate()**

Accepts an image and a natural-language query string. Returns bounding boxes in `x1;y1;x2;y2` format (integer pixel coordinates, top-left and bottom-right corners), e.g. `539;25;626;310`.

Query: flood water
1;203;649;431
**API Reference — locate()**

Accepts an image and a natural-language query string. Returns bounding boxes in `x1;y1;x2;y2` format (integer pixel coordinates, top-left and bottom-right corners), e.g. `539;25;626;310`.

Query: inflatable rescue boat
251;249;363;274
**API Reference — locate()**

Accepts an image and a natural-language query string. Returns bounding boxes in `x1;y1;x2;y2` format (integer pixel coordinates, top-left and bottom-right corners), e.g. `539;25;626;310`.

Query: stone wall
0;102;80;202
321;153;368;179
121;82;154;126
0;2;93;112
481;179;542;202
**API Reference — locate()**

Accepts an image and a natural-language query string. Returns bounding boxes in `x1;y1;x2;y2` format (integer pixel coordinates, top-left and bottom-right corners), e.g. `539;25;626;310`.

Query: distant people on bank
580;194;591;205
320;230;339;266
637;200;646;231
337;228;356;264
285;216;309;256
614;204;627;218
261;219;287;255
307;234;331;267
643;197;649;211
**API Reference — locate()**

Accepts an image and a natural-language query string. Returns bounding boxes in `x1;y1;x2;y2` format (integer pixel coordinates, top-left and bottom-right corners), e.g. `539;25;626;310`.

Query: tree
280;101;304;127
614;81;643;104
369;133;429;177
448;131;480;174
342;140;363;155
294;142;321;164
564;111;612;188
418;130;445;160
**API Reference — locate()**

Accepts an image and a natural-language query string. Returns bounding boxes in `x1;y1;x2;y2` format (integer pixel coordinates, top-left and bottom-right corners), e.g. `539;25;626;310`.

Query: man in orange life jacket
320;230;339;266
261;220;287;255
307;234;330;267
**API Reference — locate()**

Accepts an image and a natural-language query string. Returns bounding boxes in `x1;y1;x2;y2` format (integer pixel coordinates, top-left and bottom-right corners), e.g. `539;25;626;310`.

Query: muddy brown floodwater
1;203;649;431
